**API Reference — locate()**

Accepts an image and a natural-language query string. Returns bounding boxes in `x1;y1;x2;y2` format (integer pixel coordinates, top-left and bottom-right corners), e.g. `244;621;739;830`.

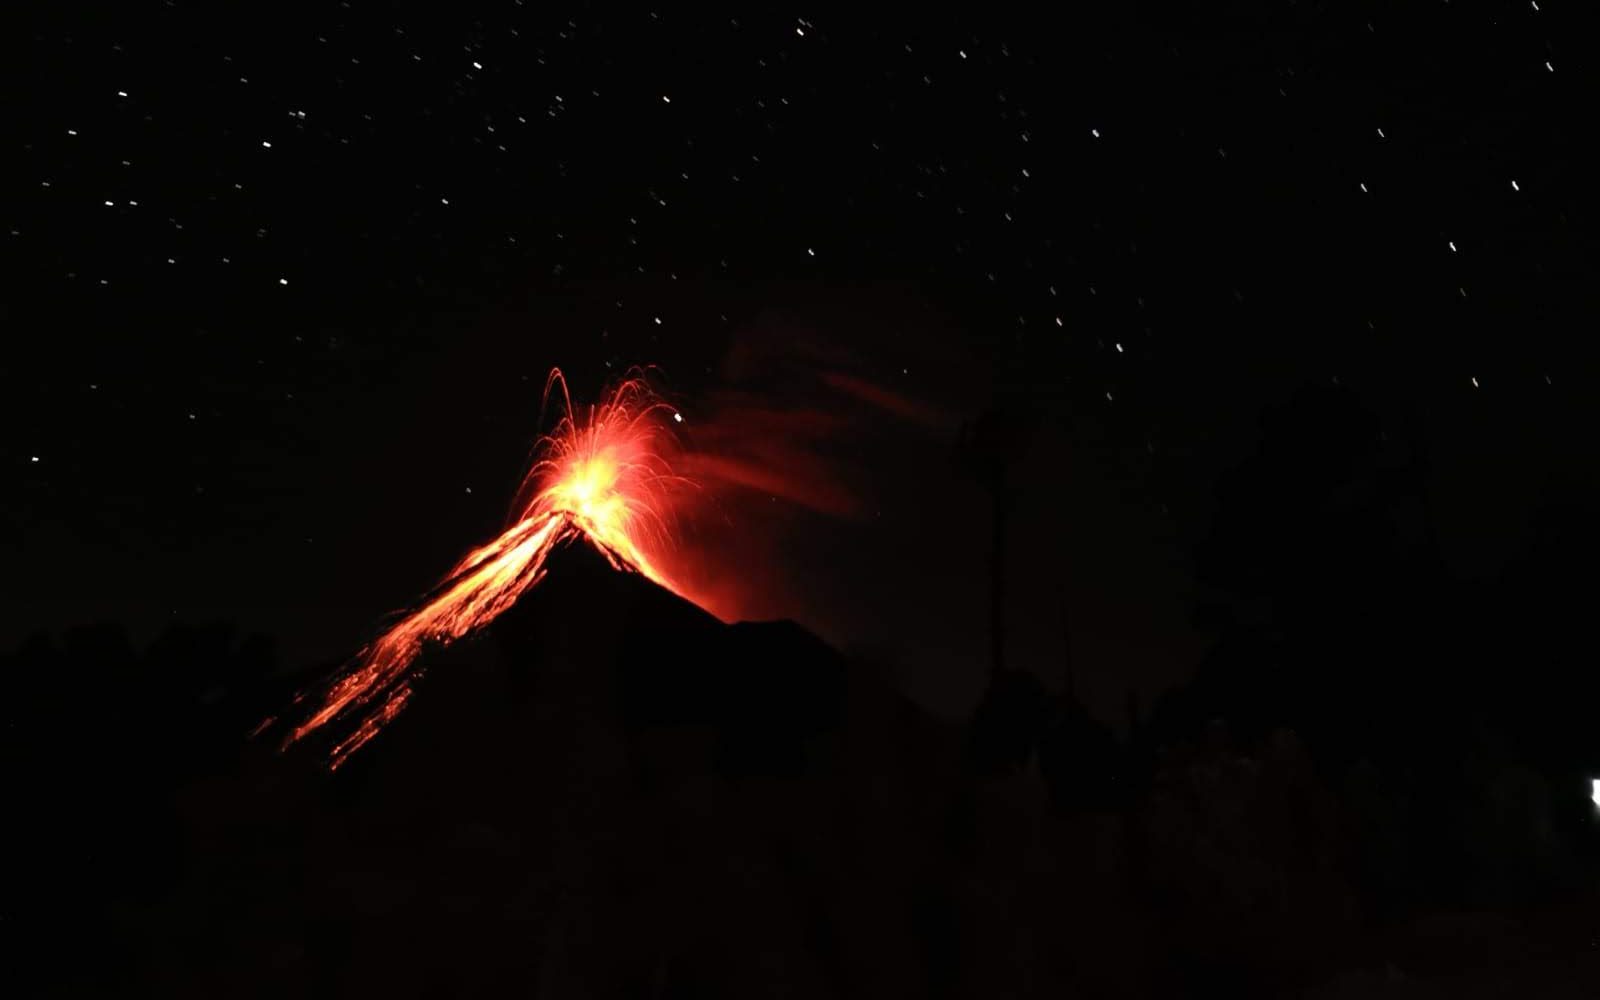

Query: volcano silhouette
315;535;851;782
232;537;959;997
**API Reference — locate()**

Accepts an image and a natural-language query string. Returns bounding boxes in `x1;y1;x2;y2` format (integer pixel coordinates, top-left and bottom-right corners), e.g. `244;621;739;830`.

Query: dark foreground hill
10;539;1600;997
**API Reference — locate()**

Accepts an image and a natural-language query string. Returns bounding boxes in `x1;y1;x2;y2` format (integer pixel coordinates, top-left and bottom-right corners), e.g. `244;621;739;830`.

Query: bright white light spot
1471;377;1479;388
1359;182;1368;192
662;95;671;103
1377;127;1385;138
278;277;288;286
1532;1;1540;9
261;140;272;148
472;61;482;70
807;247;815;256
1510;179;1520;191
30;455;39;463
1546;61;1554;72
959;50;967;59
104;200;114;207
1591;779;1600;807
67;129;77;136
440;198;449;205
116;90;127;98
1090;128;1100;138
1448;241;1457;252
653;316;662;325
672;412;683;423
1055;316;1063;327
796;27;805;36
1116;342;1124;352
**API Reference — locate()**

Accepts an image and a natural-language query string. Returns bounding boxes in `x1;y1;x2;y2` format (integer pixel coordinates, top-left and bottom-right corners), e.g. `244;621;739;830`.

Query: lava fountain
281;367;699;769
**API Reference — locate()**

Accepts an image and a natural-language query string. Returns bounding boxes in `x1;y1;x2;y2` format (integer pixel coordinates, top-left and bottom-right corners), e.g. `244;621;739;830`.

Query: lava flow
281;367;697;769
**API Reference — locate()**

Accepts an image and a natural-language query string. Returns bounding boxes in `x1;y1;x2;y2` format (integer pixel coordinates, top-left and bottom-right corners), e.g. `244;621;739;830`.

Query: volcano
278;367;713;768
319;536;855;787
214;370;964;995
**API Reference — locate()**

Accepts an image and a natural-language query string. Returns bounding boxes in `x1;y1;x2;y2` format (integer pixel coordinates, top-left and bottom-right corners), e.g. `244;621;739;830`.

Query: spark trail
282;368;695;769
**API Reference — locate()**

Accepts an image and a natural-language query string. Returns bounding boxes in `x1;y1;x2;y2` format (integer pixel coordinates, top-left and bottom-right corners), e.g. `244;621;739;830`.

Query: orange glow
281;368;698;769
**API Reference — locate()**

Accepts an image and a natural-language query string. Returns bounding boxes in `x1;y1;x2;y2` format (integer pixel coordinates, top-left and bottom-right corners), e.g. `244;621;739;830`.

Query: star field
6;4;1597;715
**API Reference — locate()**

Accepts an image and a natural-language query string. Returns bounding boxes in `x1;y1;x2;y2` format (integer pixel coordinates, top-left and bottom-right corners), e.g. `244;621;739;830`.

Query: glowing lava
282;368;696;768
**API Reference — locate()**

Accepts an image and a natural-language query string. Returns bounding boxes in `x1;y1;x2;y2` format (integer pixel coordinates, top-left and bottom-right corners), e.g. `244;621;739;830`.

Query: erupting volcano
281;367;702;768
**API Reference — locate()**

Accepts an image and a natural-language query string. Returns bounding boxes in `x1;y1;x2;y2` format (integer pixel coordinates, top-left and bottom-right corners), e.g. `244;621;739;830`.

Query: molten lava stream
282;368;695;769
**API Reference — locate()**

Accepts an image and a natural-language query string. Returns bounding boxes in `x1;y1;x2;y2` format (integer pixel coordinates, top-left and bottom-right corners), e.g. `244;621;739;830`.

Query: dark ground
9;535;1599;998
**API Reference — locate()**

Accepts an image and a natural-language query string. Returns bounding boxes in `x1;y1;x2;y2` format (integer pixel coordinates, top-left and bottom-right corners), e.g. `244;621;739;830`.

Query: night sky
7;4;1596;724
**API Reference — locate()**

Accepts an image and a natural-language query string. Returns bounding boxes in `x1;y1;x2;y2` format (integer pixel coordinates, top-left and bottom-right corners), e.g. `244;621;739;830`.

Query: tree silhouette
957;404;1038;679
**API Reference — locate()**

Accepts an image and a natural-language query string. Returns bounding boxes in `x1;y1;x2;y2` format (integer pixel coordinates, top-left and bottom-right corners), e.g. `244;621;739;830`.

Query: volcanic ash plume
281;367;698;769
